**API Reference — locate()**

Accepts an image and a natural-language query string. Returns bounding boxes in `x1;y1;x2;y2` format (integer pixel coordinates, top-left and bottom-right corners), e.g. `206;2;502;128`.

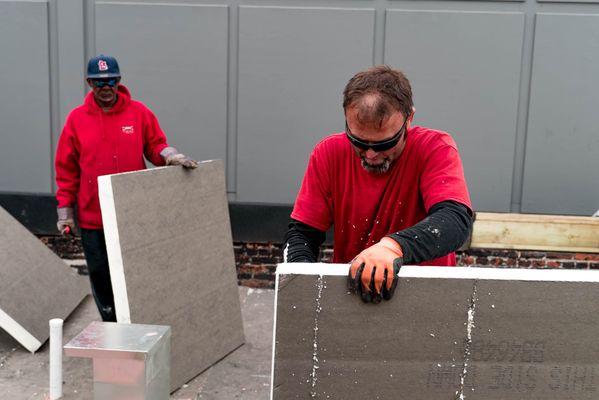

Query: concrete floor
0;287;274;400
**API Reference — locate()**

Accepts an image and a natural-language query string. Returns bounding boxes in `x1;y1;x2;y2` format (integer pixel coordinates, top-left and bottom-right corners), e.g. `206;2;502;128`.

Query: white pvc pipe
49;318;63;399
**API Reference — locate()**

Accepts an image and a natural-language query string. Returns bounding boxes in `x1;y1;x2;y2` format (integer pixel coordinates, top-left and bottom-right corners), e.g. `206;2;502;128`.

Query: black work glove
348;257;402;303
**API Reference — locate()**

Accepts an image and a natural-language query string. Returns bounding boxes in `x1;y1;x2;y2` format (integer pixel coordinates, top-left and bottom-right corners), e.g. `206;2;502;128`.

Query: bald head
350;93;397;129
343;65;413;127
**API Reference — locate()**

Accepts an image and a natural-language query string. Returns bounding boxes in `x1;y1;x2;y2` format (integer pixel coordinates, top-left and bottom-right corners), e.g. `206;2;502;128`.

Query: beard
360;157;391;174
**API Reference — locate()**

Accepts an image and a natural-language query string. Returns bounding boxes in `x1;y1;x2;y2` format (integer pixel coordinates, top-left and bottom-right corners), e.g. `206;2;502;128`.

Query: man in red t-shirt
55;55;197;321
284;65;473;303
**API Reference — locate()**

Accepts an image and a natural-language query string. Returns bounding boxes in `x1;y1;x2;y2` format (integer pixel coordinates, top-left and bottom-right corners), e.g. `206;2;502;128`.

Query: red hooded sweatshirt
55;85;169;229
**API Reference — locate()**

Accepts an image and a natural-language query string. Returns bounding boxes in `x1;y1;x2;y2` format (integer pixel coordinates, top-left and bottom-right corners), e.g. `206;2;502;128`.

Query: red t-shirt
291;126;472;265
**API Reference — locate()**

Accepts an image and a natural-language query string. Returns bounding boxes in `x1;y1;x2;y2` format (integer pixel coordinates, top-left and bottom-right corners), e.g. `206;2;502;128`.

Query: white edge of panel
276;263;599;283
0;308;42;353
97;175;131;323
269;273;281;400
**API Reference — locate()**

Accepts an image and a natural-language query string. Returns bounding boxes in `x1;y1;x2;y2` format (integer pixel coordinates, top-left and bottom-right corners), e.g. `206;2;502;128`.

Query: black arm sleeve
282;219;327;262
387;200;473;265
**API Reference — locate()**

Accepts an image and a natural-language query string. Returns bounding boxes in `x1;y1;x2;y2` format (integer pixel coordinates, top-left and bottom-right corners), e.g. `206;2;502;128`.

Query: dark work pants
80;228;116;322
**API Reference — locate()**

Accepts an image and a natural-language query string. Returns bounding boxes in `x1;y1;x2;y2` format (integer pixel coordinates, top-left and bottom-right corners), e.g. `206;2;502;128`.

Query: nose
100;85;115;93
364;148;378;159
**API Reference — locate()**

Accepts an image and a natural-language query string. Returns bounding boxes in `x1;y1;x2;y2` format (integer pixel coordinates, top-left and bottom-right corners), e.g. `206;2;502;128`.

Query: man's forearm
282;220;326;262
387;201;473;264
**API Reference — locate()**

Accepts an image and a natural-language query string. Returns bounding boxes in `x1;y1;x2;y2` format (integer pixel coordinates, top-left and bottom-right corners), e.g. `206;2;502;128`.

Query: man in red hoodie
55;55;197;321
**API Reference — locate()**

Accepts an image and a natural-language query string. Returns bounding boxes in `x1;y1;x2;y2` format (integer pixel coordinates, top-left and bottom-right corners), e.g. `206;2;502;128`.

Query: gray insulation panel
98;161;245;391
0;207;87;352
272;265;599;399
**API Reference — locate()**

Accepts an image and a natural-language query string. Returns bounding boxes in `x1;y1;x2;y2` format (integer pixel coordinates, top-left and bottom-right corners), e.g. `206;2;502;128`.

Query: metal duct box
65;321;171;400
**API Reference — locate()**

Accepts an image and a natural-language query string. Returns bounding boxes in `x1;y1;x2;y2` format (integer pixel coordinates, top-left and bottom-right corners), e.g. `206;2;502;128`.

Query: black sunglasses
90;78;120;88
345;116;409;152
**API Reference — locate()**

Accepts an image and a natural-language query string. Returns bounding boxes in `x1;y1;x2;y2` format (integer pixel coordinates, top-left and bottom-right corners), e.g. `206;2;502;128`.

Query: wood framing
470;212;599;253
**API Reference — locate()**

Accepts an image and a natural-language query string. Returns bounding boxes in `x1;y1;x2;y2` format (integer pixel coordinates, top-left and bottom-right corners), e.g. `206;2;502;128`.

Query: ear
407;107;416;127
86;79;93;89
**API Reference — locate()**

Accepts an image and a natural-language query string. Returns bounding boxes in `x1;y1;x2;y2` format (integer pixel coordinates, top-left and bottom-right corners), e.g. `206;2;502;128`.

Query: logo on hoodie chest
121;125;135;135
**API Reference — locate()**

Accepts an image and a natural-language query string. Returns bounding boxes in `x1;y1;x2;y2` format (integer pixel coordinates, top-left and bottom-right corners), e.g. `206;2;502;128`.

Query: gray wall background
1;0;598;216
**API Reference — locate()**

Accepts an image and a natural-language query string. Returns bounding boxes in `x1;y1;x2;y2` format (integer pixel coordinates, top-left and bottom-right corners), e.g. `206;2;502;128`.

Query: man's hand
160;147;198;168
57;207;75;235
166;153;198;168
348;237;403;303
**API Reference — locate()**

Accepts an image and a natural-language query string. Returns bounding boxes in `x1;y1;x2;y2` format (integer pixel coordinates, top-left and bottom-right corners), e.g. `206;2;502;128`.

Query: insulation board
272;263;599;400
0;206;87;352
98;161;245;391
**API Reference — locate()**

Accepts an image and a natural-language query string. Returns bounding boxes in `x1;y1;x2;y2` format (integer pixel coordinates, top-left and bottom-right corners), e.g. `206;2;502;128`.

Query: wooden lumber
470;212;599;253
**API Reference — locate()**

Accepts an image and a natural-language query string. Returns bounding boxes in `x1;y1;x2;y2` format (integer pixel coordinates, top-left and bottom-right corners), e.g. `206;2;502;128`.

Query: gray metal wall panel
2;0;599;216
539;0;599;2
56;0;85;127
522;13;599;215
385;10;525;212
237;6;375;203
49;0;86;193
95;2;229;166
390;0;525;2
0;1;52;194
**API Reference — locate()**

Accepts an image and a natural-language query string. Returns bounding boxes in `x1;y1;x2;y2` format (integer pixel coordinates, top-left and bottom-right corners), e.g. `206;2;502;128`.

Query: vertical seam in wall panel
510;1;537;213
84;0;95;88
83;0;88;63
519;12;538;213
373;0;386;66
381;5;387;66
226;2;240;197
48;0;59;194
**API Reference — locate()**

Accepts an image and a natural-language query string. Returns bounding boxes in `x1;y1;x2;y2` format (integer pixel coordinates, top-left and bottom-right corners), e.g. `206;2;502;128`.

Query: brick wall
235;243;599;288
42;235;599;289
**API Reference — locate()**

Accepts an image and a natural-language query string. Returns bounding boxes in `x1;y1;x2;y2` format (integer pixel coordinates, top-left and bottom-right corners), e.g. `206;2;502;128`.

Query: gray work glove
57;207;75;235
160;147;198;169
